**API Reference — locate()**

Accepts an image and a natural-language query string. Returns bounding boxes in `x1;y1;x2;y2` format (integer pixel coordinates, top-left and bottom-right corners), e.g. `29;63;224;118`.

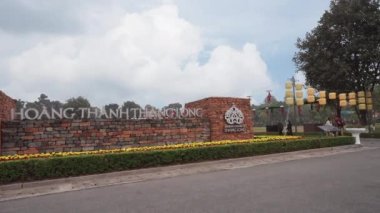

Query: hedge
0;136;354;184
360;133;380;138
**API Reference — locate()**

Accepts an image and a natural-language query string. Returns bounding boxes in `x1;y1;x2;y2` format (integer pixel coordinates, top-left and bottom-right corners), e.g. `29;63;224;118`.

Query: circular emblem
224;105;244;125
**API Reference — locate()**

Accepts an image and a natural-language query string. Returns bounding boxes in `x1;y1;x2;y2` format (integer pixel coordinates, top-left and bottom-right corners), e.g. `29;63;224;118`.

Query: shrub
0;136;354;184
360;133;380;138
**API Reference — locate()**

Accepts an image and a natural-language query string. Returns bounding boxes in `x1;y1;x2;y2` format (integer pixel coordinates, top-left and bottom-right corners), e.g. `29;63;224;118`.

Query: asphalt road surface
1;143;379;213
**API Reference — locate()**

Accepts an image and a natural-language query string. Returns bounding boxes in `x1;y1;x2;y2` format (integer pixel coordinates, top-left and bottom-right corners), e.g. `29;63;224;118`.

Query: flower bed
0;136;354;184
0;135;301;162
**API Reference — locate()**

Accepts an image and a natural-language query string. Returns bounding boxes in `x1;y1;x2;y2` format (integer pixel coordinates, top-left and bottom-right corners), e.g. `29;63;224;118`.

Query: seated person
325;117;335;136
334;116;345;136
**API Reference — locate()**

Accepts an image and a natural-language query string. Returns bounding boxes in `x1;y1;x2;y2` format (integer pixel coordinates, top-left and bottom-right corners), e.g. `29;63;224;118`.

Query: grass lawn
375;123;380;133
256;123;380;134
254;126;304;133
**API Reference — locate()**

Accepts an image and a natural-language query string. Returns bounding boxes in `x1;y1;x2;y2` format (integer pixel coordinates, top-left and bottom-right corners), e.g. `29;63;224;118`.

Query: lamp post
290;76;298;133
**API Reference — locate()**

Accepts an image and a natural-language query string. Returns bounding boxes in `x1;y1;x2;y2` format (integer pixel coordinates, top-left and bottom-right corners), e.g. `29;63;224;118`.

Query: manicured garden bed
0;136;354;184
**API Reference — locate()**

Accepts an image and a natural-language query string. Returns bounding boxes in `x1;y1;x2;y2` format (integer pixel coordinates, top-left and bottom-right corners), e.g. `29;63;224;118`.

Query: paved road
1;142;379;213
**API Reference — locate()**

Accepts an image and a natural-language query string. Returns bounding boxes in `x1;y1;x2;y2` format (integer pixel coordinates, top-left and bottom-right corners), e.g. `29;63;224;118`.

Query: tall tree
121;101;142;119
121;101;141;109
294;0;380;123
19;94;63;119
104;103;119;113
63;96;91;119
373;84;380;112
64;96;91;109
163;103;182;110
15;99;25;111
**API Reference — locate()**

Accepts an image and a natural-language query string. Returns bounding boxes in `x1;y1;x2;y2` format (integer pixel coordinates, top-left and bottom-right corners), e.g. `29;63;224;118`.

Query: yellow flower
0;135;302;162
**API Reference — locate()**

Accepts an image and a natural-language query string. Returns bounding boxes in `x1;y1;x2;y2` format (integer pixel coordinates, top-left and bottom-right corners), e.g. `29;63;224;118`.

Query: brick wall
0;94;254;155
0;90;16;121
186;97;253;141
0;90;16;154
1;119;210;155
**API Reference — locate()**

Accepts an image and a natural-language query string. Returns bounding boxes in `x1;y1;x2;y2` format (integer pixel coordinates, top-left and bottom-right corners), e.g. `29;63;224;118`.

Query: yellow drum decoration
296;91;303;98
296;98;304;106
348;92;356;99
307;96;315;103
367;104;373;110
307;87;315;95
357;91;365;97
366;98;373;104
358;104;366;110
285;81;292;89
339;93;346;100
366;91;372;97
285;90;292;98
329;92;336;100
319;91;326;98
358;97;366;104
349;99;357;106
295;83;303;90
319;98;327;105
286;97;294;105
339;100;347;107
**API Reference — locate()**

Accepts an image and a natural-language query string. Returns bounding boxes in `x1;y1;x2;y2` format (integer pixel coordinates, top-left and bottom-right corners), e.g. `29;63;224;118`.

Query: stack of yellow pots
348;92;356;106
366;91;373;110
358;91;366;110
295;83;304;106
329;92;336;100
319;91;327;105
307;87;315;103
285;81;294;105
339;93;347;107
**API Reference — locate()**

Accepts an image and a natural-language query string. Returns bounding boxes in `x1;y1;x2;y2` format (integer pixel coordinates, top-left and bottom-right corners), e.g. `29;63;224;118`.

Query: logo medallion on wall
224;104;246;133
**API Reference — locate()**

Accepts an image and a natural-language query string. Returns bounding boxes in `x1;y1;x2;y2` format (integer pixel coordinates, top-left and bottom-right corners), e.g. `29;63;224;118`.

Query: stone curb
0;144;376;202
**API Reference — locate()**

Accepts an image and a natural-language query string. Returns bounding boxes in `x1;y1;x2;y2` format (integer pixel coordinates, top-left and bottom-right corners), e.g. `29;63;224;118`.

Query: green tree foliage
252;96;286;126
294;0;380;92
104;103;119;113
63;96;91;119
294;0;380;124
122;101;141;109
162;103;182;110
121;101;142;119
15;99;25;111
63;96;91;109
19;94;64;118
373;85;380;112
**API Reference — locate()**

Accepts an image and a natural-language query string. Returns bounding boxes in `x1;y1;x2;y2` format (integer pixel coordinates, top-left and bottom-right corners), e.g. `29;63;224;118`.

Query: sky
0;0;331;107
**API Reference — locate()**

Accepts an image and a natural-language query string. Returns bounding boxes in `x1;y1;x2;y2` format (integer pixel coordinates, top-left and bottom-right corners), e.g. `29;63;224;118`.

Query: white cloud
294;71;306;84
4;4;273;107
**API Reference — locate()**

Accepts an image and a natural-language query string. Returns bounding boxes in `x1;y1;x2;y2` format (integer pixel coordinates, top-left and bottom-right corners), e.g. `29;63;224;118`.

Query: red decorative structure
186;97;253;141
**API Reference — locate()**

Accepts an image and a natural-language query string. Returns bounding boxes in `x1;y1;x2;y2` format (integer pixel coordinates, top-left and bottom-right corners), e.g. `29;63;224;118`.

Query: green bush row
0;137;354;184
360;133;380;138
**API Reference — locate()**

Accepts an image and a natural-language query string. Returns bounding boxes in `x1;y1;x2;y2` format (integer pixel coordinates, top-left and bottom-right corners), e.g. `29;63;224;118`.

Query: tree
121;101;142;119
373;85;380;112
163;103;182;110
37;94;49;106
15;99;25;111
63;96;91;119
64;96;91;109
122;101;141;109
294;0;380;124
17;94;63;119
104;103;119;113
144;104;159;111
